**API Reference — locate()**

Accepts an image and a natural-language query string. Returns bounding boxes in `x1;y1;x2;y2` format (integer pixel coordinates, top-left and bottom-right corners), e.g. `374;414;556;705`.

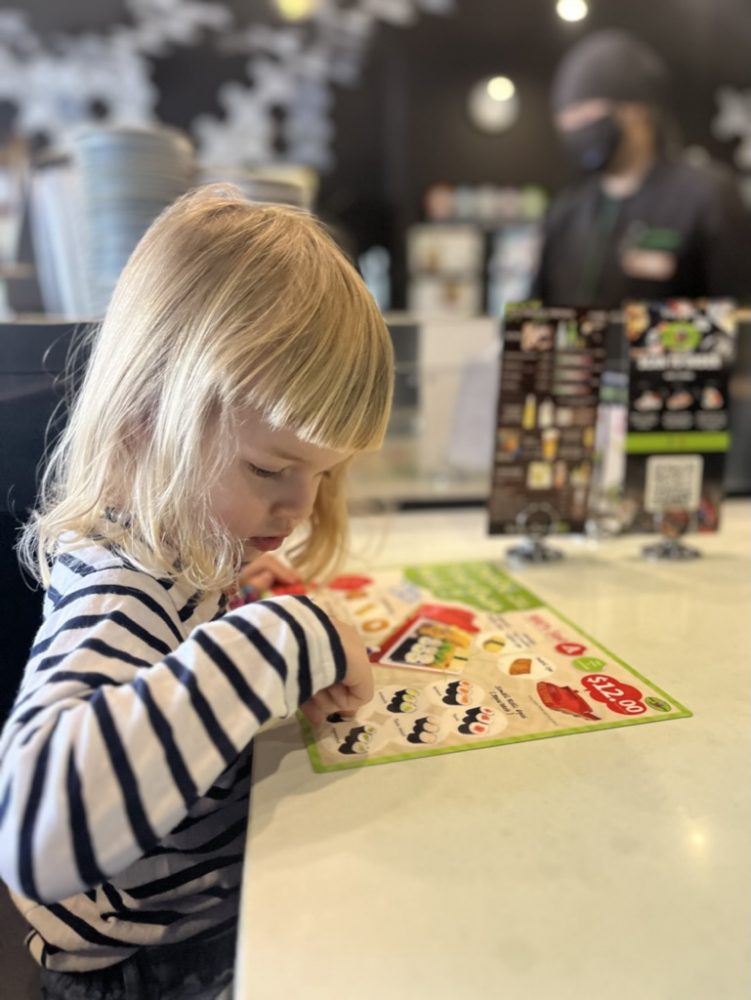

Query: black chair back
0;321;86;723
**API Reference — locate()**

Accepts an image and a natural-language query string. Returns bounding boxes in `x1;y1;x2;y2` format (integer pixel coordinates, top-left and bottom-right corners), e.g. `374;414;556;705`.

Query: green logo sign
659;323;701;351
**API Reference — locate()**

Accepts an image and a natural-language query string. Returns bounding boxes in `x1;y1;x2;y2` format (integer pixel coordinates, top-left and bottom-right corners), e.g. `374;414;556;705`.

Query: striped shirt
0;541;344;972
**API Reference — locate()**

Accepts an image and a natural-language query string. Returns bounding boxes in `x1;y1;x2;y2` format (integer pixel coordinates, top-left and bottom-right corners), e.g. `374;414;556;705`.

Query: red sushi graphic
269;582;308;597
327;574;374;591
536;682;599;721
270;574;373;598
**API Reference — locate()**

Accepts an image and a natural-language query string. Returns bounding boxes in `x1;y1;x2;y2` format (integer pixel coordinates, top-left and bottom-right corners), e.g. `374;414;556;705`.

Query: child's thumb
245;569;274;591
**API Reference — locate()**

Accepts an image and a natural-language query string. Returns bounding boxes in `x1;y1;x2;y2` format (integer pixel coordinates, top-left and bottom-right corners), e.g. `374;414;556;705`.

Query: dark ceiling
7;1;751;127
8;0;751;81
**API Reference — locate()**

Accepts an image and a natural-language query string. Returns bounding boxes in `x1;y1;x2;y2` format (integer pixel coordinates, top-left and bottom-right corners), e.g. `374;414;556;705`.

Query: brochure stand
507;504;564;563
642;508;701;561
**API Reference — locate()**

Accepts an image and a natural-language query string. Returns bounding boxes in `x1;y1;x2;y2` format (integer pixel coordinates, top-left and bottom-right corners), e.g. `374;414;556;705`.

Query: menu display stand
620;300;737;557
642;508;701;560
507;503;564;563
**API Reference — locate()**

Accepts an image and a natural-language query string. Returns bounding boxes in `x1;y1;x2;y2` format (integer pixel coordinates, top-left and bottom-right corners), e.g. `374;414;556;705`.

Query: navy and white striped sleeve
0;577;345;905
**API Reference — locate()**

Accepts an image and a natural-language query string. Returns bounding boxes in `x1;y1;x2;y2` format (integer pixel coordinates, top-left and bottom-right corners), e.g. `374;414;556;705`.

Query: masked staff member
532;29;751;308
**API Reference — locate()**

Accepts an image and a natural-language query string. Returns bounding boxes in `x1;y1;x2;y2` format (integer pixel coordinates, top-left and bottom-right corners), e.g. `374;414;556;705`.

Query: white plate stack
72;125;196;316
198;164;316;211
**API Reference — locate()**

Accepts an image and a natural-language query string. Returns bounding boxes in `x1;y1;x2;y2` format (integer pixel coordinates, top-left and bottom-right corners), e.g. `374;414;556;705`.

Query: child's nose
271;476;318;523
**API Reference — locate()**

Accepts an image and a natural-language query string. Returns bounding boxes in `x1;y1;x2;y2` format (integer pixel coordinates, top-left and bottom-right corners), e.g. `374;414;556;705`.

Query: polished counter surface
237;501;750;1000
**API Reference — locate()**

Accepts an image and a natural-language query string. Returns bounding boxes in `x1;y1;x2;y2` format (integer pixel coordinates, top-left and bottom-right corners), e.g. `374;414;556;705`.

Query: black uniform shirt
533;157;751;308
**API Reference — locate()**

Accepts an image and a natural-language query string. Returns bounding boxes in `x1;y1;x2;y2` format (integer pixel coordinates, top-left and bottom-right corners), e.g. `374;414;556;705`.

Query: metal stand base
507;537;564;563
642;538;701;561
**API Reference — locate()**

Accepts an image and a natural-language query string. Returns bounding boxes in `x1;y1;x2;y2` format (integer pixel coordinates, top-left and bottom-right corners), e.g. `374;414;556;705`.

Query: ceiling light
556;0;589;22
468;77;519;133
487;76;516;102
273;0;319;21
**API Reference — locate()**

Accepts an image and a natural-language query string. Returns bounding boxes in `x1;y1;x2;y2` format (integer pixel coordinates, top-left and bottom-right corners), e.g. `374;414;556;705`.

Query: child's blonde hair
21;185;394;590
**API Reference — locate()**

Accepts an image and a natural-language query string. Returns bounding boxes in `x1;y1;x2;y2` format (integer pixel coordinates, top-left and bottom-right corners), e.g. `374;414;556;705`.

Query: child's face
209;407;350;564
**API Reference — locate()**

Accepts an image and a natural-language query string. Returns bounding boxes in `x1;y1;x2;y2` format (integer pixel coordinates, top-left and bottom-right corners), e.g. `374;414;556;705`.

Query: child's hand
229;554;301;607
301;618;374;726
238;553;300;594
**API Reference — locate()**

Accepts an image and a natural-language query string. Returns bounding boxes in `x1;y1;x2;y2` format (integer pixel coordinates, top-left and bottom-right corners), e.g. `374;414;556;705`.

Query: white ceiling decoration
0;1;225;145
206;0;455;170
124;0;233;55
0;0;454;171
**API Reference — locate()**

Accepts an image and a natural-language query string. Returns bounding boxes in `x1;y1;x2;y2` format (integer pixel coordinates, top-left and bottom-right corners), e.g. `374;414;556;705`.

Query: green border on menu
299;560;693;772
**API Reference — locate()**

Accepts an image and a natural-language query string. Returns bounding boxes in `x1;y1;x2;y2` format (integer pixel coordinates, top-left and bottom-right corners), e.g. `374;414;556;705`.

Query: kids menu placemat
295;562;691;771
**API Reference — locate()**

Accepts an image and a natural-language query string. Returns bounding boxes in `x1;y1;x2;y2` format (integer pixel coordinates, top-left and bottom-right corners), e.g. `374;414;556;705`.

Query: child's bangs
240;267;394;454
251;342;392;454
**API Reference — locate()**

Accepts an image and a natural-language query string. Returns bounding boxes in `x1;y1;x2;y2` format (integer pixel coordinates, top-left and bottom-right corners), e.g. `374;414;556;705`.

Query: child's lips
248;536;287;552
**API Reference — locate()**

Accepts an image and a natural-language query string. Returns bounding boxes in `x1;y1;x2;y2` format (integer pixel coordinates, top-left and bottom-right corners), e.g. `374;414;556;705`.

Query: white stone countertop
236;500;750;1000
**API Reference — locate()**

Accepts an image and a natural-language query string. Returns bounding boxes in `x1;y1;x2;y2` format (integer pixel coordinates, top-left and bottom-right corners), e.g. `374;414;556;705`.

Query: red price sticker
582;674;647;716
555;641;587;657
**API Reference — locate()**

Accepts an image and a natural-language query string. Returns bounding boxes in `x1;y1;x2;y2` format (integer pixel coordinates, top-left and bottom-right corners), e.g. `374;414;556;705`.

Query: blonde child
0;185;394;998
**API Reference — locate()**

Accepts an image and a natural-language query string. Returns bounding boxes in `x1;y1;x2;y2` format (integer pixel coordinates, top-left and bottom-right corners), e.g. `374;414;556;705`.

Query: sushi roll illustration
337;724;377;756
386;688;420;714
457;706;495;736
442;680;475;706
406;716;441;745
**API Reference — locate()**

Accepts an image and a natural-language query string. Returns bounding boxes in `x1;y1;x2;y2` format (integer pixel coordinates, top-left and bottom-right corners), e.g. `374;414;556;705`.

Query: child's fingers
327;682;371;715
241;554;300;586
300;699;325;726
325;683;353;711
267;559;301;584
242;569;274;592
303;688;341;720
300;621;375;726
301;680;368;726
342;668;374;708
327;617;375;707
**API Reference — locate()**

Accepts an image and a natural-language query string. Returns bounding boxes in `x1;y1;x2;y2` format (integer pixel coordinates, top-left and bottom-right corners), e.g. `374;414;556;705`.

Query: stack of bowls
198;164;315;211
71;125;196;316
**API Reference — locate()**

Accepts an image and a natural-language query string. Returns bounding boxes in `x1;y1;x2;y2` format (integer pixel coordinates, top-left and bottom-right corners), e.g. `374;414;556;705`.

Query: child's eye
246;463;281;479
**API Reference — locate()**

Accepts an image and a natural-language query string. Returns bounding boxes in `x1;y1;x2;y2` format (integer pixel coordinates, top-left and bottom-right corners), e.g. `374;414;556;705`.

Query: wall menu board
620;300;737;533
297;563;690;771
489;306;609;535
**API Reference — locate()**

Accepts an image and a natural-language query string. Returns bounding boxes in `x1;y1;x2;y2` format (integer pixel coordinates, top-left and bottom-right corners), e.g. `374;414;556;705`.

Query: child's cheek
208;469;263;540
242;540;261;563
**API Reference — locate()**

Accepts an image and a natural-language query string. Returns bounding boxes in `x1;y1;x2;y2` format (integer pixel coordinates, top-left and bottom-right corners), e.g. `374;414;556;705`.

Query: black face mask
560;115;622;172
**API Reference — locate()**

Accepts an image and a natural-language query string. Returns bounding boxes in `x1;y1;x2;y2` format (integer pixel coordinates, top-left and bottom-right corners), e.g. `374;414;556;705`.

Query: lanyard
575;194;623;305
